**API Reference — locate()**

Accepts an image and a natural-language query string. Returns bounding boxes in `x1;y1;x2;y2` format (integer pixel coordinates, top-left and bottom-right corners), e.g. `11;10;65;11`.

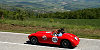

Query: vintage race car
28;31;80;48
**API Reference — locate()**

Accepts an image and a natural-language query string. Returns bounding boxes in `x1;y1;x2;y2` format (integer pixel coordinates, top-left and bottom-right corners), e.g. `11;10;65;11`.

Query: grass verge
0;18;100;39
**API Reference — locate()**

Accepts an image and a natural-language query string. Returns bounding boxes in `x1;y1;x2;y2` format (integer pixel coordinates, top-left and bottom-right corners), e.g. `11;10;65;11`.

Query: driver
52;28;65;36
57;30;62;36
60;28;65;34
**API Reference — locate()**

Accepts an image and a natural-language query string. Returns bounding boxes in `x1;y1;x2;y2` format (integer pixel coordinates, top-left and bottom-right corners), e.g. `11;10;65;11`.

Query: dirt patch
0;23;57;33
0;23;100;39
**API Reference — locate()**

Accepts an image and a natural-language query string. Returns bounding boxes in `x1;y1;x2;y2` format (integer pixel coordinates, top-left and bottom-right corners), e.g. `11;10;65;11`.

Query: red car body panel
28;31;80;47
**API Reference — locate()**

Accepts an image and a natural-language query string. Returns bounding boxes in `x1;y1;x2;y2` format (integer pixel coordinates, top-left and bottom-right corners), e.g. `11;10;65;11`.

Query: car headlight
74;37;78;40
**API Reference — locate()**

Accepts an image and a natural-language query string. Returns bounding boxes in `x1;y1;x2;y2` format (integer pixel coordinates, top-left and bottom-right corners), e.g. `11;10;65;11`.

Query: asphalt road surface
0;32;100;50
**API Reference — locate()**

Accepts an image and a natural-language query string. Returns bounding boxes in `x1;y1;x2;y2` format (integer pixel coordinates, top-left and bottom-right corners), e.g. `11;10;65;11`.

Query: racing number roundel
52;37;58;43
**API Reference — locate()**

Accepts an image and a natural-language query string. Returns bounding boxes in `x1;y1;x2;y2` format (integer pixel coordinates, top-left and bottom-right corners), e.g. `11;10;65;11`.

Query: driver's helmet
57;30;61;33
60;28;64;31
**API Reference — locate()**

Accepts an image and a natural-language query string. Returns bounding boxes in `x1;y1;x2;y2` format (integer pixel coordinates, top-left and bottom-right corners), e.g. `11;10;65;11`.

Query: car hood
63;33;77;38
63;33;80;41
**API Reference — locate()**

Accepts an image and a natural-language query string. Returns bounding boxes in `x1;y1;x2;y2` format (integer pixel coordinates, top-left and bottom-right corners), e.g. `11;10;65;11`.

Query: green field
0;18;100;39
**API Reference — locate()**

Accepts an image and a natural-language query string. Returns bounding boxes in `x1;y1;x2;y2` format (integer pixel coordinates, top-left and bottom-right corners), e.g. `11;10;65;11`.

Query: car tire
30;37;38;45
61;40;72;48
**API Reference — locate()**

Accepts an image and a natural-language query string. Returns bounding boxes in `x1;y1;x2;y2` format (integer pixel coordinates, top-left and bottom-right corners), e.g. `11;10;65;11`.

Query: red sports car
28;31;80;48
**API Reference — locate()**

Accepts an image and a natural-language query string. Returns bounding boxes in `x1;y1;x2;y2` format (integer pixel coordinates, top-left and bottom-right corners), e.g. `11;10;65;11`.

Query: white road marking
79;38;100;41
0;32;100;41
0;32;30;35
0;41;79;50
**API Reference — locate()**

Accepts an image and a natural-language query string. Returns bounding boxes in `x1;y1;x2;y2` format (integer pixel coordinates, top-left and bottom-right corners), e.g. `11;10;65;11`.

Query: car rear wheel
61;40;71;48
30;37;38;45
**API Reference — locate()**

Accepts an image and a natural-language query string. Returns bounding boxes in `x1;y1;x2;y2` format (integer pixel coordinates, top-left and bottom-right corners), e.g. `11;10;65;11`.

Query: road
0;32;100;50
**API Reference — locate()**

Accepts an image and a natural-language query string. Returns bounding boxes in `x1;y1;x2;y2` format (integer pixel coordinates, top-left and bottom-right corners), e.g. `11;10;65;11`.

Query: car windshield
52;31;63;36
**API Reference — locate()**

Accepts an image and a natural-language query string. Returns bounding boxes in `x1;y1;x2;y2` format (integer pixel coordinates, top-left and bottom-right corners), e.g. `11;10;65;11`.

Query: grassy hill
0;0;100;12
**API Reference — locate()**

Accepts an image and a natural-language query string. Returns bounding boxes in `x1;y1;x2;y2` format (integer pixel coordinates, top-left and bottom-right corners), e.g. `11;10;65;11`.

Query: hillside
0;7;100;20
0;0;100;12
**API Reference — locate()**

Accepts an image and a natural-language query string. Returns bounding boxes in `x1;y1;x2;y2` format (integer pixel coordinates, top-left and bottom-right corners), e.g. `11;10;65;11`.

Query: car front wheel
61;40;71;48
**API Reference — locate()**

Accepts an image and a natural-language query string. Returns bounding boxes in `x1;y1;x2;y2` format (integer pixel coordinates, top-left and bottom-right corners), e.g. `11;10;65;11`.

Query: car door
39;32;52;43
44;33;53;44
